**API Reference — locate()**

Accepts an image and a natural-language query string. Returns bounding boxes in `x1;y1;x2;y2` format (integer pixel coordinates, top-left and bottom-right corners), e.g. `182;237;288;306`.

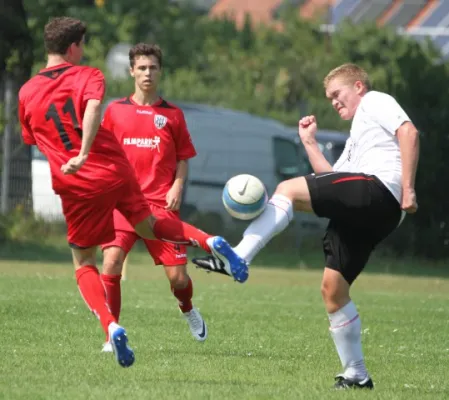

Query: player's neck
132;90;159;106
46;54;71;68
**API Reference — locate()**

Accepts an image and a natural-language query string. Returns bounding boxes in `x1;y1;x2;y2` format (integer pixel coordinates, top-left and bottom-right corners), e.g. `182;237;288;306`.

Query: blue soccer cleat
195;236;249;283
109;324;135;368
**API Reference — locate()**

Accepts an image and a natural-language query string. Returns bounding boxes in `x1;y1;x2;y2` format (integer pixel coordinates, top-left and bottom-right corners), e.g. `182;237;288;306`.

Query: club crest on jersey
154;114;167;129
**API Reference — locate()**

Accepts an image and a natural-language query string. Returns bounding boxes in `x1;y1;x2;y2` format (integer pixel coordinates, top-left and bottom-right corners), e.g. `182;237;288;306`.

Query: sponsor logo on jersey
123;136;160;151
136;109;153;115
154;114;168;129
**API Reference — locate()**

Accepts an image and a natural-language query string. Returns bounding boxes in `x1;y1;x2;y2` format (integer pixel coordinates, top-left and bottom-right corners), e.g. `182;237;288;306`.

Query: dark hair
44;17;87;55
129;43;162;68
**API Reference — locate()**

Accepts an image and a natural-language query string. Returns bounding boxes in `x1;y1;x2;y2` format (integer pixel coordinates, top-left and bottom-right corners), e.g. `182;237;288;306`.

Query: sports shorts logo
154;114;168;129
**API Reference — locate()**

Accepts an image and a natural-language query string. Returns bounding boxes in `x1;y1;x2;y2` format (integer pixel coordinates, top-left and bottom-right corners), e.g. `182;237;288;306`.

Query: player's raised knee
275;177;312;211
275;179;297;199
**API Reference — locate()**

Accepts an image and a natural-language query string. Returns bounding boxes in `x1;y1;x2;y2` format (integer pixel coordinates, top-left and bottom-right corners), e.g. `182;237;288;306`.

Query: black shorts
305;172;402;284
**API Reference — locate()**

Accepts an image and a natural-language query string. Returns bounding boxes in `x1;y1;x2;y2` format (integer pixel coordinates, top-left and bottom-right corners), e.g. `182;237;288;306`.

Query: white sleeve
333;138;351;171
363;92;410;135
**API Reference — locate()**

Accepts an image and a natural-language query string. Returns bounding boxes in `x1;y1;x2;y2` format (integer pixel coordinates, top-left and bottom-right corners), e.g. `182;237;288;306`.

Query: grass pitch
0;249;448;399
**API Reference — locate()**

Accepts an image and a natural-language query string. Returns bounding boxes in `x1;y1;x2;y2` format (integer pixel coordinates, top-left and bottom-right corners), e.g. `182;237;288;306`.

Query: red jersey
101;97;196;207
19;63;134;198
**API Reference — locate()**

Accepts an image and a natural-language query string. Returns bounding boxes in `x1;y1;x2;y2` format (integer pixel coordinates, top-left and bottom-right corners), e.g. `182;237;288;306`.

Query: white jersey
333;90;410;203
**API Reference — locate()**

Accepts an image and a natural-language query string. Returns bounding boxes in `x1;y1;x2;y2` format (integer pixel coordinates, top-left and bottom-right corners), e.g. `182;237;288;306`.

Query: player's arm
62;69;105;175
397;122;419;212
174;160;188;187
166;110;196;210
166;160;188;211
61;98;102;175
79;99;102;159
298;115;333;173
369;92;419;213
303;141;333;173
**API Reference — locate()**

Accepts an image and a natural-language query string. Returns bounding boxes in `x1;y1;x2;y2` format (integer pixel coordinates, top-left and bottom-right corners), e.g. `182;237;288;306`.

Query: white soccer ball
222;174;268;220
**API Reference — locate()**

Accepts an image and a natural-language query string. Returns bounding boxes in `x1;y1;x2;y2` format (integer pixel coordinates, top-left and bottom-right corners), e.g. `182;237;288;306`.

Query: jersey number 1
45;98;82;150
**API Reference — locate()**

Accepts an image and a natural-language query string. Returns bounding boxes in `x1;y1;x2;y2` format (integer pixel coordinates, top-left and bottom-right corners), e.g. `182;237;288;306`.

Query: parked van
179;104;347;236
175;102;309;227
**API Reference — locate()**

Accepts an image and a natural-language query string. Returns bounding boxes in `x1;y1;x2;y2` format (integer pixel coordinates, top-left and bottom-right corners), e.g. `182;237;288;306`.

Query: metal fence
0;75;33;216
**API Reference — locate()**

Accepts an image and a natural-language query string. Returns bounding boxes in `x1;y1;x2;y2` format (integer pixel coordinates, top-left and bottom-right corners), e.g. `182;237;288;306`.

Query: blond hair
323;63;371;90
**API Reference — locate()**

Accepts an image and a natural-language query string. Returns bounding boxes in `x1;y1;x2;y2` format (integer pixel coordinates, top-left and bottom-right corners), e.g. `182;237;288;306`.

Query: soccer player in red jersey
100;43;208;351
18;17;248;367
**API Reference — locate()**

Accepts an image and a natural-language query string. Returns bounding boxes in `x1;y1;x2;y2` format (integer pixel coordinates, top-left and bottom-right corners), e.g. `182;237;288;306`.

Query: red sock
101;274;122;322
75;265;116;334
153;218;212;253
172;277;193;313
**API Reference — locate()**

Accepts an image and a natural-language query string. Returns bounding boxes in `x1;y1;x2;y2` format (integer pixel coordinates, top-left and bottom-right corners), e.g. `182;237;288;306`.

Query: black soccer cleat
334;374;374;390
192;255;232;277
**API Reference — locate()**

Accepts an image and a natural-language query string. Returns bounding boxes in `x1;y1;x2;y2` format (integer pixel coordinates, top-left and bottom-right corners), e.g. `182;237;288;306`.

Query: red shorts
61;178;151;249
101;204;188;267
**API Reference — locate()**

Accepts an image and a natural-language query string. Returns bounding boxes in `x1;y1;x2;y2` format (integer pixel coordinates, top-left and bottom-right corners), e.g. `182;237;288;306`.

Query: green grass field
1;249;448;399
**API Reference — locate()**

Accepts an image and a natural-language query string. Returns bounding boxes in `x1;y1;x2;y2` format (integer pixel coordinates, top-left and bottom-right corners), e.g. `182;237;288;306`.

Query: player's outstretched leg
136;217;249;283
205;236;248;283
193;188;297;277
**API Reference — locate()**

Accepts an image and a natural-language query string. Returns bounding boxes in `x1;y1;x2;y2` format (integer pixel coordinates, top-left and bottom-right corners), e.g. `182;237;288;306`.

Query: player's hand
165;182;183;211
401;187;418;214
61;155;88;175
298;115;318;144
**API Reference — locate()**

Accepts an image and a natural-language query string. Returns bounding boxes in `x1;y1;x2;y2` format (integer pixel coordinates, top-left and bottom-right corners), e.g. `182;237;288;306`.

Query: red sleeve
101;104;114;132
174;110;196;161
83;68;105;103
18;97;36;145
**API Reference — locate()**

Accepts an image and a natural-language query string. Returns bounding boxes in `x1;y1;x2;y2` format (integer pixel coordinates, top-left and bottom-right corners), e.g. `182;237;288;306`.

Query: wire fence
0;75;33;216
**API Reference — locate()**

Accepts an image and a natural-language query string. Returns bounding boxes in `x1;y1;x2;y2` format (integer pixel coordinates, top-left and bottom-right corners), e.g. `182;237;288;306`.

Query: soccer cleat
195;236;248;283
183;307;208;342
193;255;231;276
108;323;135;368
101;341;113;353
334;374;374;390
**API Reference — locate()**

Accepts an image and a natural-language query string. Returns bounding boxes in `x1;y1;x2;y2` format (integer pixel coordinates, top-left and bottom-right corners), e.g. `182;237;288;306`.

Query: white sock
233;194;293;264
108;321;120;335
328;301;368;381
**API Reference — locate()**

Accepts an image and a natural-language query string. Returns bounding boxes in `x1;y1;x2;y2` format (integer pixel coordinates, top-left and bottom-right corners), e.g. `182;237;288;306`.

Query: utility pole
1;76;14;214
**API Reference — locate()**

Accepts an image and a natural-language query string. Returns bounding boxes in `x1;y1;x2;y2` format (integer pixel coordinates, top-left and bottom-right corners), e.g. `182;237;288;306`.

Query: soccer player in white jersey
193;63;419;389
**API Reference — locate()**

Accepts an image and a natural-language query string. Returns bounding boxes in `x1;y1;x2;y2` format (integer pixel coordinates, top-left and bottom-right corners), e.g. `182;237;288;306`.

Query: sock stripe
268;202;292;221
269;196;294;222
331;314;359;330
270;197;291;206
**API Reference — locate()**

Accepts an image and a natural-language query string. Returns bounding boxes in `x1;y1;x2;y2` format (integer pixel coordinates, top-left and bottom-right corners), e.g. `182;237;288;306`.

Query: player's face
67;36;84;65
130;55;161;92
325;77;364;120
